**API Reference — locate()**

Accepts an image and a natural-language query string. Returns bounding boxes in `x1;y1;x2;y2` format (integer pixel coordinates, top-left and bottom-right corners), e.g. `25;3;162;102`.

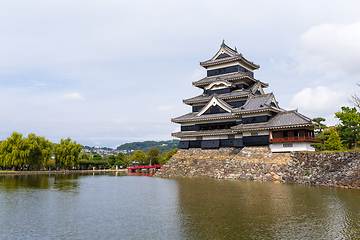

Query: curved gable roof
200;41;260;70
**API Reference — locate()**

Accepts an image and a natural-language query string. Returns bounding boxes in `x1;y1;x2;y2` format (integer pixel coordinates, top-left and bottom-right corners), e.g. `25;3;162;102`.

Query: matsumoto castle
172;41;319;152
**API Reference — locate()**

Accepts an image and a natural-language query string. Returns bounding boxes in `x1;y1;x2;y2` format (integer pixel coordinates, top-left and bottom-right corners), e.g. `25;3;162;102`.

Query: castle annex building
171;41;319;152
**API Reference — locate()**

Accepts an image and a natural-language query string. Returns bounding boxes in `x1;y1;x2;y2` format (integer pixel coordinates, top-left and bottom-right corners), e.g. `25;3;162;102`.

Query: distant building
172;41;320;152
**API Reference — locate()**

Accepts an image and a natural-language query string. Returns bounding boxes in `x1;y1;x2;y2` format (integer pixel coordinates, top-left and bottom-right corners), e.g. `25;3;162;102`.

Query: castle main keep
172;41;319;152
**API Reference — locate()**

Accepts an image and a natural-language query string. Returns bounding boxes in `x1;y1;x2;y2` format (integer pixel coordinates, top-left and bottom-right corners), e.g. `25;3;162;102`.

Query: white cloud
296;21;360;77
2;1;360;147
63;92;84;100
290;86;344;114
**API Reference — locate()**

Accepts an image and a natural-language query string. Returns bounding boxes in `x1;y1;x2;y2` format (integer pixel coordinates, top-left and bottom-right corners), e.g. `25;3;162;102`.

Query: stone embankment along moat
154;146;360;189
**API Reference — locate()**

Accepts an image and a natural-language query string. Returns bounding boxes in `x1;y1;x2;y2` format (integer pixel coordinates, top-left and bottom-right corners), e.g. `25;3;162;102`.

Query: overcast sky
1;0;360;148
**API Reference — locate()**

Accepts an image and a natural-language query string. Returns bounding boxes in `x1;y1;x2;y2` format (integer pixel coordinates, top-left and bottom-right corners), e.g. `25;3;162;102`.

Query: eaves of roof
172;129;236;138
193;72;268;88
171;112;239;123
200;55;260;70
183;91;251;105
232;123;312;132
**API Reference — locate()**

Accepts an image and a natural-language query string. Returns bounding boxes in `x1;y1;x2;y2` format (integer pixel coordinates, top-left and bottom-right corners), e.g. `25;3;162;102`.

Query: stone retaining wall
154;147;360;189
283;151;360;189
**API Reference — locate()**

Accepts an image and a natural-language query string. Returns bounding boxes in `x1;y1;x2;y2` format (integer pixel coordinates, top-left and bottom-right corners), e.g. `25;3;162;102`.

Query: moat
1;173;360;239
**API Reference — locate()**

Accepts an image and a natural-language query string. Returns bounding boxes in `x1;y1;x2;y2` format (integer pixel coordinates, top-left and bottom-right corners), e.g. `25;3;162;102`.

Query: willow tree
53;138;82;169
26;133;53;168
0;132;28;169
0;132;53;170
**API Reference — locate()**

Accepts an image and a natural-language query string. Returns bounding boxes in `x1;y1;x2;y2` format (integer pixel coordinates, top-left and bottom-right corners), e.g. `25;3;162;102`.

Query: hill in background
116;139;179;153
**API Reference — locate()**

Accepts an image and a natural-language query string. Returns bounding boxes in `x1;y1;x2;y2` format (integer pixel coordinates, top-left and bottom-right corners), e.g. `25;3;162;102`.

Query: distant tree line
116;140;179;153
77;147;178;170
0;132;179;171
0;132;82;170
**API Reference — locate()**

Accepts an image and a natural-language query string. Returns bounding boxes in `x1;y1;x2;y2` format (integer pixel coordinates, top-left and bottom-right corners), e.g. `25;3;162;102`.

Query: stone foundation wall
154;147;360;189
155;146;290;181
282;151;360;189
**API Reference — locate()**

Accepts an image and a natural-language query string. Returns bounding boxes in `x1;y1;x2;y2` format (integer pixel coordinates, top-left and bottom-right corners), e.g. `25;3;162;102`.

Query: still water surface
0;173;360;239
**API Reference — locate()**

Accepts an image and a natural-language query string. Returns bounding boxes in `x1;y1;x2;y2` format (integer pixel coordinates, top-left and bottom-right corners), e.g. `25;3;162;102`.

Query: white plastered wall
180;137;197;141
243;130;269;137
269;142;315;152
203;135;228;140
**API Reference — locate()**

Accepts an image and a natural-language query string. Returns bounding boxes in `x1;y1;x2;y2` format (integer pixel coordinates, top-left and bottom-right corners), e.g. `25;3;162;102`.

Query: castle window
283;143;293;148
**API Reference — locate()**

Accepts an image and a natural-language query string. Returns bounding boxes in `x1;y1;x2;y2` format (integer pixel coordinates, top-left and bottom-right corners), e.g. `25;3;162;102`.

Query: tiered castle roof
199;40;260;70
171;41;315;149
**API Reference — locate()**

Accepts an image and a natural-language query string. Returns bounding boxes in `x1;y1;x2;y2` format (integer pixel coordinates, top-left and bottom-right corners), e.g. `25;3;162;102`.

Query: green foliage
161;149;178;164
116;140;179;153
78;159;109;170
310;142;323;151
0;132;53;169
0;132;29;168
312;117;327;135
92;154;103;161
323;128;342;151
115;152;125;166
146;147;160;165
53;138;82;168
311;128;343;151
79;151;92;161
310;117;328;151
26;133;53;168
108;155;116;165
130;150;146;165
335;106;360;149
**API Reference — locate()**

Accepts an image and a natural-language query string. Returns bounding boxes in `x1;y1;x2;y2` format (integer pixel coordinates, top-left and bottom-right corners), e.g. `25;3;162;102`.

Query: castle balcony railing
270;136;321;143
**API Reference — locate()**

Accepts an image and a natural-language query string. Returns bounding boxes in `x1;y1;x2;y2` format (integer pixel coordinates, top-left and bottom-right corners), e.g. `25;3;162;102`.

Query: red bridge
127;165;163;173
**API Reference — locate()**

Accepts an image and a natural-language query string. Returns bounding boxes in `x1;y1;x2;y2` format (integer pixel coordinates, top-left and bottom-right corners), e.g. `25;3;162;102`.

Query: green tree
122;155;131;168
146;147;160;165
323;128;342;151
161;149;178;164
53;138;82;169
115;152;125;166
26;133;53;168
312;117;327;135
310;117;328;151
0;132;53;169
0;132;29;169
130;150;146;165
335;106;360;149
108;155;116;166
79;151;92;161
92;154;103;161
